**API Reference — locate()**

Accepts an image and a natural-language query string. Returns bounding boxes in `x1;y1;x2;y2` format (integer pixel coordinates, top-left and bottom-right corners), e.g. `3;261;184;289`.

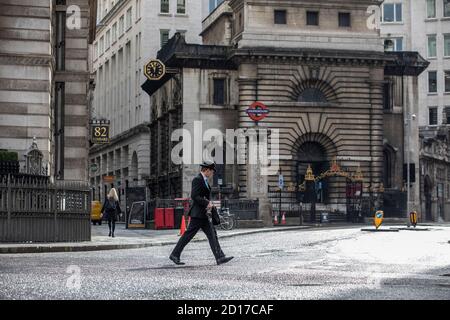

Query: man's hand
207;201;213;210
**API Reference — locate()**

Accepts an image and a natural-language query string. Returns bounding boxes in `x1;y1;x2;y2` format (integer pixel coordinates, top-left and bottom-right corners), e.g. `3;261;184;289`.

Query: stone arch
292;133;338;160
291;133;338;204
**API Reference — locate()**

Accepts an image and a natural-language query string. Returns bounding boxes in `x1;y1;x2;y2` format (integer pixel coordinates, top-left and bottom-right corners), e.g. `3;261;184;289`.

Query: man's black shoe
169;254;185;265
216;256;234;265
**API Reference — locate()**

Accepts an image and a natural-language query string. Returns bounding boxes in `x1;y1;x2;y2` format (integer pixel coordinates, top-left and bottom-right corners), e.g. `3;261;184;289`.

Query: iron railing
0;174;90;243
144;198;260;221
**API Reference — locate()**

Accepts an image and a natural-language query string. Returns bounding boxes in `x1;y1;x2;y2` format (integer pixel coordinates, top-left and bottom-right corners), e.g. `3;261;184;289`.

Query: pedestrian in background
169;161;233;266
101;188;121;238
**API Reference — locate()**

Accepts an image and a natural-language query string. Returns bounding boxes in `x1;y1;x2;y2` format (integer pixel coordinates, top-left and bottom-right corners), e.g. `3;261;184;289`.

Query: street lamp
405;113;416;226
305;165;316;223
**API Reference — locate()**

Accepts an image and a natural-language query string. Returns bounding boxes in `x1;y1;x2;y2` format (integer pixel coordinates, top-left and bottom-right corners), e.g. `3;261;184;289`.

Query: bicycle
218;207;236;230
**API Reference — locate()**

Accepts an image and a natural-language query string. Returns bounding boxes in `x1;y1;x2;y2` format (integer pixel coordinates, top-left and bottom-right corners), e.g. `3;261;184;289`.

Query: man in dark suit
169;161;234;266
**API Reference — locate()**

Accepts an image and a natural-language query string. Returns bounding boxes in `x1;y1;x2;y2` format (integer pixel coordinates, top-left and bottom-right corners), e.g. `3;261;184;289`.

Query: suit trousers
171;217;224;260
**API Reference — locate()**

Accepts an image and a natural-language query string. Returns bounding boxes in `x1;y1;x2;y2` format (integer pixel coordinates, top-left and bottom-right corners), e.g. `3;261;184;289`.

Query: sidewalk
0;224;312;254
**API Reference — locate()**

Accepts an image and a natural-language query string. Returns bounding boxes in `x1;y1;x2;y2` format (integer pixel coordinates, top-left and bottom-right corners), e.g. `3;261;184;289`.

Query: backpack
105;199;117;212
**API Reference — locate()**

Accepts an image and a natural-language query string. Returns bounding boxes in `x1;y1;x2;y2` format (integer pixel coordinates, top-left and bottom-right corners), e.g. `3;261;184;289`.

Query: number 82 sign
90;120;110;144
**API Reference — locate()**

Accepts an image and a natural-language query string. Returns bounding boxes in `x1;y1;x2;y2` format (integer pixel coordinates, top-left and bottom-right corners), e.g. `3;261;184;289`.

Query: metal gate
346;179;363;222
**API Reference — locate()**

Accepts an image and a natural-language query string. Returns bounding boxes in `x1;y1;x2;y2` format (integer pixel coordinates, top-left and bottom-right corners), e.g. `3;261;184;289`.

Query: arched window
383;145;396;189
298;88;328;103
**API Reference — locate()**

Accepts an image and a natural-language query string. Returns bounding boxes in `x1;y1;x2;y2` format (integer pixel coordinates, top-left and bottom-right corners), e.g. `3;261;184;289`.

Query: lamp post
305;165;316;223
405;113;416;226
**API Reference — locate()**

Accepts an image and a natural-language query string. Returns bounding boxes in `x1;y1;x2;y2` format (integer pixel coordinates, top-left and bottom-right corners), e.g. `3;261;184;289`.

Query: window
298;88;328;102
427;0;436;18
177;0;186;14
444;34;450;57
445;0;450;17
105;29;110;50
94;42;98;60
176;30;186;39
213;79;226;105
385;37;403;51
135;0;141;20
160;29;169;48
383;3;402;22
209;0;224;13
444;107;450;124
394;37;403;51
135;35;139;61
428;35;437;57
274;10;287;24
383;82;393;110
112;23;117;43
138;32;142;59
445;71;450;92
339;12;351;27
161;0;169;13
119;15;124;35
429;107;438;125
307;11;319;26
126;7;132;29
429;71;437;93
99;36;104;55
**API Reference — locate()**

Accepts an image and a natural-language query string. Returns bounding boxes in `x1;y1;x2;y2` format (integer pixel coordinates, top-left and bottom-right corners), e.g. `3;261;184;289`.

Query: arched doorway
296;141;329;203
424;175;432;221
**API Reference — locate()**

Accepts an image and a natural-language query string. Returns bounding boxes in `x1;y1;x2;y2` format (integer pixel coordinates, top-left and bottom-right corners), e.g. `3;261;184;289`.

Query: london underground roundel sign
246;102;269;122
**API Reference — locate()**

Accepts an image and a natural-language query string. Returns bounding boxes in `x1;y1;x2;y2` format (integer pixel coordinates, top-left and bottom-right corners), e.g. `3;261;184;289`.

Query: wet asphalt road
1;226;449;300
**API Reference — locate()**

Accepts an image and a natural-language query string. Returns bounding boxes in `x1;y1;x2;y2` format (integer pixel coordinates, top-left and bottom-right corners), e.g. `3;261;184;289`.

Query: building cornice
96;0;129;35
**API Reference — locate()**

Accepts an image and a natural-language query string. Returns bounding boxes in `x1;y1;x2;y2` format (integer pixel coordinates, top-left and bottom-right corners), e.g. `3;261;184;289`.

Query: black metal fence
0;174;90;243
223;199;259;220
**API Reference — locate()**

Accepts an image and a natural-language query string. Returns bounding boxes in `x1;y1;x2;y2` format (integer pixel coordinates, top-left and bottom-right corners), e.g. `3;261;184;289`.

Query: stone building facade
380;0;450;221
143;0;428;225
419;126;450;221
89;0;208;207
0;0;96;182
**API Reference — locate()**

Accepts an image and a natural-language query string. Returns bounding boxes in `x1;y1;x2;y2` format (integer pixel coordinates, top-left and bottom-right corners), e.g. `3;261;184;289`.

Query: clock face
144;59;165;80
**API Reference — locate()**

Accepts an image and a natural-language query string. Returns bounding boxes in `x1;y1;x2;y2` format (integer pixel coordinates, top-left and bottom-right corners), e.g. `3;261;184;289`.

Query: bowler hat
200;160;216;172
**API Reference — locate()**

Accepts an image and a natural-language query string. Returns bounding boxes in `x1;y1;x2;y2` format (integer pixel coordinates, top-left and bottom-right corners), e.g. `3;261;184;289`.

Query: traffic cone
179;215;186;236
273;214;278;225
281;212;286;225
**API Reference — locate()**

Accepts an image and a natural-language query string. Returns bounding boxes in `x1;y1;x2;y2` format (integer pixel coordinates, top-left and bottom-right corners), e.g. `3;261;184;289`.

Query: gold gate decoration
298;158;364;191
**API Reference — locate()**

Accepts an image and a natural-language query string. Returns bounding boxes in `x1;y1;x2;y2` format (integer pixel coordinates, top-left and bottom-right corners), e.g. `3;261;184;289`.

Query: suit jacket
188;173;211;219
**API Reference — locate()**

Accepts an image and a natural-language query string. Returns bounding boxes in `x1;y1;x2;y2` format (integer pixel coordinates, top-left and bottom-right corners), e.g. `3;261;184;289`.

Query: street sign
246;101;269;122
90;120;110;144
103;175;115;183
128;201;146;229
144;59;166;81
374;210;384;229
218;178;223;186
278;174;284;189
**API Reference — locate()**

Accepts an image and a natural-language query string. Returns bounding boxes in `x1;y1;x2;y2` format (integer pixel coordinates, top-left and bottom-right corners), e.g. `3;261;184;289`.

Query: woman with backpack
101;188;122;237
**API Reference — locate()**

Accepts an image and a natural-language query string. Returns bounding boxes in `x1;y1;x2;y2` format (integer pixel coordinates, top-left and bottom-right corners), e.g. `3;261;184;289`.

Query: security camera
412;114;416;120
